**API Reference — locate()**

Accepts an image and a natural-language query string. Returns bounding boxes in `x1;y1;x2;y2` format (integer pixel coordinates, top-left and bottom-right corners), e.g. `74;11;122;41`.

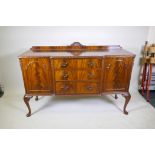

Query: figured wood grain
53;58;101;69
55;82;76;94
53;58;102;84
55;70;76;81
19;43;135;117
20;58;53;94
19;56;134;95
77;69;101;81
77;58;102;69
77;82;99;94
53;58;76;69
103;57;133;92
31;45;121;52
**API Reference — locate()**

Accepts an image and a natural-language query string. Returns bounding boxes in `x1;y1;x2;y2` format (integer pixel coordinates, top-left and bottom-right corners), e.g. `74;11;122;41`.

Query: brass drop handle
88;61;95;67
124;64;128;69
61;61;68;68
63;73;69;79
117;59;123;62
61;85;69;91
86;86;93;91
106;64;111;70
87;72;94;78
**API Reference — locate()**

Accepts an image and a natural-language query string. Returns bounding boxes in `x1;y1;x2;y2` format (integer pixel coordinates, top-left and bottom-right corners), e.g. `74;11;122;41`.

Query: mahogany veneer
19;42;135;117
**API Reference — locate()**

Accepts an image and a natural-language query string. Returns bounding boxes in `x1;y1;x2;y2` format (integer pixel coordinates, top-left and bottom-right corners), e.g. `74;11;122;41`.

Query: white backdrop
148;26;155;42
0;26;150;94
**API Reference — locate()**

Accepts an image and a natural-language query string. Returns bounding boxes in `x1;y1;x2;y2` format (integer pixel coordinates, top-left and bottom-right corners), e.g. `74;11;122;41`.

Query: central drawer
53;58;102;69
54;69;101;81
55;82;100;94
53;58;75;69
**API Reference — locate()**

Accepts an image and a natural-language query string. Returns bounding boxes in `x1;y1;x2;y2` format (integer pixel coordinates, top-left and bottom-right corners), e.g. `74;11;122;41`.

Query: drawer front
77;58;101;69
77;69;101;81
53;58;101;69
53;58;76;69
55;82;76;94
77;82;99;94
55;70;76;81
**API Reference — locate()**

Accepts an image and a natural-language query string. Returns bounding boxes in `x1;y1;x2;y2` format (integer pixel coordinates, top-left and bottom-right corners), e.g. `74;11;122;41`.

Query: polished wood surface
19;42;135;117
77;58;101;69
53;58;76;69
77;82;99;94
55;82;76;95
31;42;121;52
55;70;76;81
77;70;101;81
103;56;133;92
53;58;101;69
19;58;53;95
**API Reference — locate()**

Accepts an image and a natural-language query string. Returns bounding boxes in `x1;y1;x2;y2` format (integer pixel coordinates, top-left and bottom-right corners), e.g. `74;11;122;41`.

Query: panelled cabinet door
20;58;53;95
103;57;133;92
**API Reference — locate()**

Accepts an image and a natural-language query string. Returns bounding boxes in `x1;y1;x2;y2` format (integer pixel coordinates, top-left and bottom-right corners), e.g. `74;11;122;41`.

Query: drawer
53;58;76;69
55;82;76;94
104;57;132;65
55;70;76;81
77;58;101;69
77;69;101;81
77;82;100;94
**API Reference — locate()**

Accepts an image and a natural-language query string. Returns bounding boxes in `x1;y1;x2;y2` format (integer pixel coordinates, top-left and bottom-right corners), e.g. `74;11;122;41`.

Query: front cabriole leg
115;94;118;99
35;96;38;101
23;95;33;117
122;92;131;115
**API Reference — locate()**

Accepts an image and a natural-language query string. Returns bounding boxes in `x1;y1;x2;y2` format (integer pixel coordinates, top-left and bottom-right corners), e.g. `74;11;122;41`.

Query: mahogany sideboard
19;42;135;117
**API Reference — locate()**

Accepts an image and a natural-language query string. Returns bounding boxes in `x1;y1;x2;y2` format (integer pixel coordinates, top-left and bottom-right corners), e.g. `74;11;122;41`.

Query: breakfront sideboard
19;42;135;117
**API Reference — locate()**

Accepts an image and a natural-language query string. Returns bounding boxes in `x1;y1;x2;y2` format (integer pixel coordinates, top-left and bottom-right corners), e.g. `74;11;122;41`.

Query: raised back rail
31;42;121;52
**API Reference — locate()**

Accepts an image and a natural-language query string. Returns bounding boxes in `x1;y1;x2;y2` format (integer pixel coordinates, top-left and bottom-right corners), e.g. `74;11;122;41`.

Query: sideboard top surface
19;49;135;58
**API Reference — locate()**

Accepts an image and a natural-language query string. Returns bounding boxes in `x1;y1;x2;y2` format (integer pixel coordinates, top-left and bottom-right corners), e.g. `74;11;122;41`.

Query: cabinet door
103;57;133;92
20;58;53;95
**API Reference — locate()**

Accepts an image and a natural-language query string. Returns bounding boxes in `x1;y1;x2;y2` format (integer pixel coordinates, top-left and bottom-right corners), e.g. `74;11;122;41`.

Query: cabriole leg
35;96;38;101
115;94;118;99
122;93;131;115
23;95;33;117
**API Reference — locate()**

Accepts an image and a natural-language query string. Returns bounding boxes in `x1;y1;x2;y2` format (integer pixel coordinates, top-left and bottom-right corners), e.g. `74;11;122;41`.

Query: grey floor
0;91;155;129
